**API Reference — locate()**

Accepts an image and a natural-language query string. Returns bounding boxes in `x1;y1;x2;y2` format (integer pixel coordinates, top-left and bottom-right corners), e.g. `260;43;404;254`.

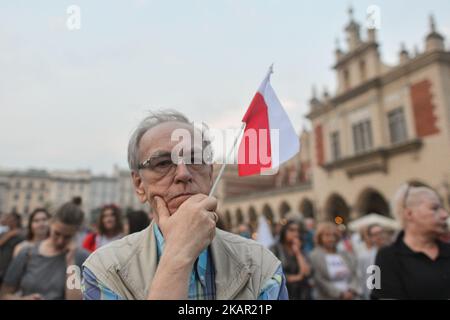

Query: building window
15;181;21;189
388;108;408;144
14;193;19;200
40;182;46;190
344;69;350;90
27;181;33;189
38;194;45;202
352;119;373;154
359;60;367;81
330;131;341;161
25;193;32;200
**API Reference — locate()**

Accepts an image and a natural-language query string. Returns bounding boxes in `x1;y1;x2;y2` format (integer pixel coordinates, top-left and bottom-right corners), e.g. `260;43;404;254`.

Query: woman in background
13;208;50;257
82;204;124;252
271;220;311;299
309;222;360;300
0;201;90;300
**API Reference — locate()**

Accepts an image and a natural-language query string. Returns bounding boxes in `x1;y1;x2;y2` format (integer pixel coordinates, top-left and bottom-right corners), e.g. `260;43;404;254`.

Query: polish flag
237;66;299;176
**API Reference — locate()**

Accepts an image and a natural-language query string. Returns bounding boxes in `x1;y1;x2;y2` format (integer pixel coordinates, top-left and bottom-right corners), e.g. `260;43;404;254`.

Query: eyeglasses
403;184;411;209
138;150;212;177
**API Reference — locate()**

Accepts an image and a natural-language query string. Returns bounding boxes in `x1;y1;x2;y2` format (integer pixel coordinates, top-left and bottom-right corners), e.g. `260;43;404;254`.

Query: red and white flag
237;66;299;176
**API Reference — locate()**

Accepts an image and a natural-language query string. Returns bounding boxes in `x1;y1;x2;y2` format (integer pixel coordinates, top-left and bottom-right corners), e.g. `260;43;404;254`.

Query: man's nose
174;162;193;184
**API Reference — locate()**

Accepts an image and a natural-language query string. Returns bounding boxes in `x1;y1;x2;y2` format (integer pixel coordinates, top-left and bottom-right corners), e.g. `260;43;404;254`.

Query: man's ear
131;171;147;203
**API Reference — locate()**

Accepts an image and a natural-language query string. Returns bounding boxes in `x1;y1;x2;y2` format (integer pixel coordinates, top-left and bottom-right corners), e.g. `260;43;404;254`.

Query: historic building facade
217;11;450;231
0;166;147;222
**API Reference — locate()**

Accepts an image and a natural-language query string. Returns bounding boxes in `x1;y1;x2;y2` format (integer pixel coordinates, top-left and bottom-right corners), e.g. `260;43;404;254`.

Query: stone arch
224;210;232;231
262;204;275;225
279;201;291;220
355;188;390;217
299;198;315;218
235;208;244;225
325;193;350;224
248;206;258;233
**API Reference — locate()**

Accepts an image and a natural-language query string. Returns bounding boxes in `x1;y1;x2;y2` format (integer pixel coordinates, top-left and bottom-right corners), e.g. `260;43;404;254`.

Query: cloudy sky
1;0;449;175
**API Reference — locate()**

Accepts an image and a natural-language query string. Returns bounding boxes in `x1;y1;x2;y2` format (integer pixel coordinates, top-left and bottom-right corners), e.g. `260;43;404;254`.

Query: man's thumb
154;196;170;221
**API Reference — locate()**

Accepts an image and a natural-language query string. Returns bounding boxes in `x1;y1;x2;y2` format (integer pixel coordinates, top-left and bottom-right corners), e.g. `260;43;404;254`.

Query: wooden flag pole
209;122;246;197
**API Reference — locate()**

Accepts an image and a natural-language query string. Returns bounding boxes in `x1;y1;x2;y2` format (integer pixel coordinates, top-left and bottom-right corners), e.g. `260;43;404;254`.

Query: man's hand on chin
155;194;218;261
147;194;218;300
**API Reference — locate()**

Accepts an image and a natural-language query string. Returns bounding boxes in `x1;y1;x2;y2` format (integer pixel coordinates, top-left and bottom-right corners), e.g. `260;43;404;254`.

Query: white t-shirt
325;253;351;293
0;225;9;235
96;234;123;249
358;247;378;299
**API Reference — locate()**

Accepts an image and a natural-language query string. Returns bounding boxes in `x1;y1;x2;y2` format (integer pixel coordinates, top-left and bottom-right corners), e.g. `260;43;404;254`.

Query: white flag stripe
263;81;300;168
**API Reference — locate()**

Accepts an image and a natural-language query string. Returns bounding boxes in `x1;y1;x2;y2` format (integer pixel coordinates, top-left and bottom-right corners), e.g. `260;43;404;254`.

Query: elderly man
82;110;288;300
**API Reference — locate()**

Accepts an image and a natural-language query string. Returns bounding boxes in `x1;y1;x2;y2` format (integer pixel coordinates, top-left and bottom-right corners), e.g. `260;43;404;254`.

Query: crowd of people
0;198;151;300
0;182;449;300
230;217;386;300
229;183;450;300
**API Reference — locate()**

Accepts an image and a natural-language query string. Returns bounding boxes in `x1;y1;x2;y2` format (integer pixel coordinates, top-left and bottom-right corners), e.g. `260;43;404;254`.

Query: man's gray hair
127;109;212;171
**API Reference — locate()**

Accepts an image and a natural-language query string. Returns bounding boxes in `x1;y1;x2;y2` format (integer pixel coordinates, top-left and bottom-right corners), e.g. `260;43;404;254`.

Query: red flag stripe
238;92;272;176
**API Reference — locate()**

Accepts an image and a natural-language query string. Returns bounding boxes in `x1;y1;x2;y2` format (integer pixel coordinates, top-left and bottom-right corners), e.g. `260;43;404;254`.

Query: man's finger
209;211;218;223
154;196;170;223
199;196;218;212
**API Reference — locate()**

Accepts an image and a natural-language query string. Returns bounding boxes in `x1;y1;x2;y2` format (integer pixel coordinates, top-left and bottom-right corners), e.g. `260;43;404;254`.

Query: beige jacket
309;247;361;300
83;222;281;300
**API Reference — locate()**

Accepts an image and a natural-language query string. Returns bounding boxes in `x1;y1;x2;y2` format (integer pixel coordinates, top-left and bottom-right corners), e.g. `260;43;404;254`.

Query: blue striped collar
153;223;209;287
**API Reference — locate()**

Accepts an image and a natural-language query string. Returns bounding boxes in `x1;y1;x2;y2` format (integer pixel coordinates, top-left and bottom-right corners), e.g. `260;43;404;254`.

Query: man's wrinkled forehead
139;121;202;159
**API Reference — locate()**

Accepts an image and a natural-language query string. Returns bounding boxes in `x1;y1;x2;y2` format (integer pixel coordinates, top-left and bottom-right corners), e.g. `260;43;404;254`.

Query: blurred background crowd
1;181;449;300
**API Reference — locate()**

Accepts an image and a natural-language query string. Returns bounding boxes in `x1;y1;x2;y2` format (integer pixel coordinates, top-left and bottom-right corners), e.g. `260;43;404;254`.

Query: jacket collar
117;222;251;300
152;223;209;287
